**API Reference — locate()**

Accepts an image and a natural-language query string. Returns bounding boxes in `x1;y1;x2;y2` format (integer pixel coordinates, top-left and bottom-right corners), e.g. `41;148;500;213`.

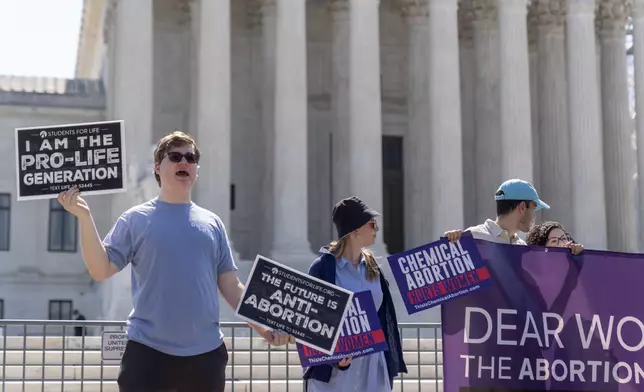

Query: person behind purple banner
524;221;582;315
56;131;293;392
526;221;618;391
444;178;583;255
525;220;574;248
303;196;407;392
442;181;586;391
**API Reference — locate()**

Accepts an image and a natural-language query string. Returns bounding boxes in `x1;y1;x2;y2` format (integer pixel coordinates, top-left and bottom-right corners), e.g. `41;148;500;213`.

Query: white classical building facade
0;0;642;325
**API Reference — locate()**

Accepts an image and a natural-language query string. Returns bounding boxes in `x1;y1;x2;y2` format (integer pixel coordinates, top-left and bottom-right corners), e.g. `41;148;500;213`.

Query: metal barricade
0;320;442;392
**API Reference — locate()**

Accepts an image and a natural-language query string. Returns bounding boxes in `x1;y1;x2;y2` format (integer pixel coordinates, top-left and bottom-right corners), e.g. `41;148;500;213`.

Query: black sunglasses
166;151;199;164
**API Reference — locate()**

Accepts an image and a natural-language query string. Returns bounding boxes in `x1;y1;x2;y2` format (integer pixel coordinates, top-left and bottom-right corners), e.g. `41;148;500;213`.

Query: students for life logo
39;131;47;138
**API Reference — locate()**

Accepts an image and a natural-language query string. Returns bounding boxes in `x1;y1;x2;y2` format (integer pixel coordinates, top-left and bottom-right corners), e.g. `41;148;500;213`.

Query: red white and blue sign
296;290;388;367
386;233;491;315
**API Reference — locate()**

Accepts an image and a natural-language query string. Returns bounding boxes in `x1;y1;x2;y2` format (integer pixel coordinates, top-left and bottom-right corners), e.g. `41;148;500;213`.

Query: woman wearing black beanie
302;196;407;392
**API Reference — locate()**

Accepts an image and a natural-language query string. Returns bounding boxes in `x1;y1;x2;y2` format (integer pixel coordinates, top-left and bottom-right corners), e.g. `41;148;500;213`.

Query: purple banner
296;290;388;367
443;239;644;392
386;234;492;314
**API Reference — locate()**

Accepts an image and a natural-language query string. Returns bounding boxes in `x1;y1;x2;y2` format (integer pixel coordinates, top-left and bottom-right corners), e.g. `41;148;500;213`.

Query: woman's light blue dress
306;255;392;392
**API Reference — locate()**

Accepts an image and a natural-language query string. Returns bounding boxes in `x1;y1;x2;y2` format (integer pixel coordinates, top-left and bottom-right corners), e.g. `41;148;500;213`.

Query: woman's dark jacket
302;247;408;388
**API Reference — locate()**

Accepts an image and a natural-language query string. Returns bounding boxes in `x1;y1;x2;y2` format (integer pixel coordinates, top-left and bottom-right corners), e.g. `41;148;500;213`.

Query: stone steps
0;380;444;392
0;335;443;389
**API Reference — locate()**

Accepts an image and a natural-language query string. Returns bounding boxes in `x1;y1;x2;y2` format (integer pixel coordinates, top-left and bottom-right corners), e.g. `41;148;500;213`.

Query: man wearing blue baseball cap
442;188;586;392
445;179;582;254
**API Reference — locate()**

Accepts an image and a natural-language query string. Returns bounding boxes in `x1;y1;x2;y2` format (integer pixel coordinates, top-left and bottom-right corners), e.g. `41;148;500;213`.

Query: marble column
349;0;387;254
330;0;352;204
270;0;314;265
498;0;533;181
535;0;573;229
400;1;429;248
241;2;268;259
194;0;236;247
427;0;464;238
565;0;607;249
459;1;478;228
472;0;502;222
634;0;644;250
528;8;541;199
255;0;277;257
598;0;637;252
103;0;153;320
109;0;154;164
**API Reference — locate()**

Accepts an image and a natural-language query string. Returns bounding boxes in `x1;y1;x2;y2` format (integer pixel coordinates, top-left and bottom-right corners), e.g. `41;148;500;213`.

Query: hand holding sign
337;356;352;369
386;234;491;314
57;186;90;218
262;329;295;346
444;229;464;243
236;255;353;356
15;120;126;201
296;291;388;367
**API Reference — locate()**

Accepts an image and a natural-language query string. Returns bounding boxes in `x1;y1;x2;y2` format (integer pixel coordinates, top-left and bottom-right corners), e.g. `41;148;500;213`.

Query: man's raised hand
57;186;90;218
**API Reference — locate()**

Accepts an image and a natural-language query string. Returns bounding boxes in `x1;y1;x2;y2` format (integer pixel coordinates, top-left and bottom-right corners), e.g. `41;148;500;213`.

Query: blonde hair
329;237;380;282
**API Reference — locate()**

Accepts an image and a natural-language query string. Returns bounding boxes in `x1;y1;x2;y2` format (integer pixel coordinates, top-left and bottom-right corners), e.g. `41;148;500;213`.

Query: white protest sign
101;331;127;361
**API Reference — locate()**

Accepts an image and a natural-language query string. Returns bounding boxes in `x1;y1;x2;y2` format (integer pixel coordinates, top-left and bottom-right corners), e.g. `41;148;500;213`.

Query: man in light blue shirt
57;131;292;392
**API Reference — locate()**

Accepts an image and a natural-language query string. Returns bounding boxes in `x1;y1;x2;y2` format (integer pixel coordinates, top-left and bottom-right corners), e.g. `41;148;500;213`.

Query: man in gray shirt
58;131;292;392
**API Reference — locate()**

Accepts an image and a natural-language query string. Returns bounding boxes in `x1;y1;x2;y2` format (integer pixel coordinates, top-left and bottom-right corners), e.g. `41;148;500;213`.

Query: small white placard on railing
101;331;127;361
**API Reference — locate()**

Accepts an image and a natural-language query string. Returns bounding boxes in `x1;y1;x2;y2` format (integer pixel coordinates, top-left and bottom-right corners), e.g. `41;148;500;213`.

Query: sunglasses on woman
166;151;199;164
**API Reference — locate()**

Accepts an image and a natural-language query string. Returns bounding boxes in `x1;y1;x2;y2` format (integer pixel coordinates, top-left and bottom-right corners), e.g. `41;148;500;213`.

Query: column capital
174;0;193;25
534;0;566;28
528;6;539;47
248;0;277;13
398;0;429;20
247;0;277;29
329;0;349;13
597;0;631;32
566;0;597;15
472;0;498;23
459;0;475;45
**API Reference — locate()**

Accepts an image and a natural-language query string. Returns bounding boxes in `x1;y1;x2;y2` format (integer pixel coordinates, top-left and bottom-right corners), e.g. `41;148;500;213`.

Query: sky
0;0;83;78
